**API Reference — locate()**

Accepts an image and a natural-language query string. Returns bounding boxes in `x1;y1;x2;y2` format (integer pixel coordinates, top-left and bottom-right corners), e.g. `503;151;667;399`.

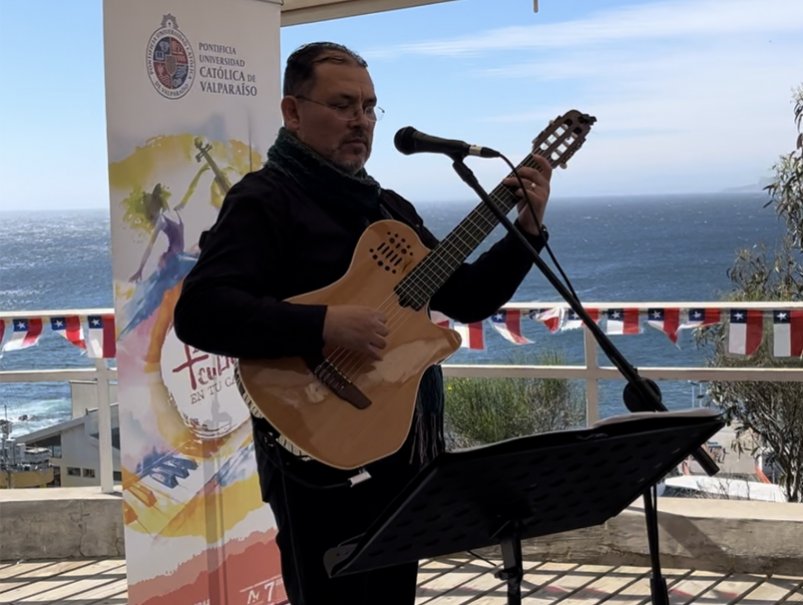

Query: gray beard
336;157;367;175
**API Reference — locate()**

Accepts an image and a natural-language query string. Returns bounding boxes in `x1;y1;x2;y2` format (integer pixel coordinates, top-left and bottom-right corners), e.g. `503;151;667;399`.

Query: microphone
394;126;500;159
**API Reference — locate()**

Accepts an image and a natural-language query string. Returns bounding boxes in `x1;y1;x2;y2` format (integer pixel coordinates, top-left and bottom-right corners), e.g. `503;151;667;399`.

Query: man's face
282;61;376;174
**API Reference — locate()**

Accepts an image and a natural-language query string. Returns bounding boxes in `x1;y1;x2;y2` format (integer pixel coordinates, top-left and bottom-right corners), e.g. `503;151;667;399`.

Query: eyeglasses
295;95;385;122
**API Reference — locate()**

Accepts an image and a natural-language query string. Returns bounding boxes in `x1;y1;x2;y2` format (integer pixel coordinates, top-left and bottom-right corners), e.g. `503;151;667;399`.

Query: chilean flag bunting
51;316;86;349
531;307;563;333
3;306;803;359
647;308;680;344
772;310;803;358
490;310;531;344
605;308;641;335
429;310;451;329
2;318;44;352
561;307;600;331
453;321;484;350
86;314;117;359
680;308;721;329
727;309;763;356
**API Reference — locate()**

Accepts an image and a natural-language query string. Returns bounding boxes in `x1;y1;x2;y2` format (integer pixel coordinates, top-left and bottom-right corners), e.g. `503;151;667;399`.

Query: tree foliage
699;87;803;502
444;351;585;448
766;86;803;248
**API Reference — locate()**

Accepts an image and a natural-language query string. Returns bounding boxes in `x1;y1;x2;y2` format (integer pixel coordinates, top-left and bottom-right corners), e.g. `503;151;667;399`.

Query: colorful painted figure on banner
121;183;198;337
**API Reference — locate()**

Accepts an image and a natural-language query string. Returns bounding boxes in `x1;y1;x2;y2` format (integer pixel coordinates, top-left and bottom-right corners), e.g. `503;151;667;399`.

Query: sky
1;0;802;211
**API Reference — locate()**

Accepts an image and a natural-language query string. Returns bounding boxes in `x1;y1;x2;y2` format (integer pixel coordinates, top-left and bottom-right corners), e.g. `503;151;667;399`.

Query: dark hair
283;42;368;96
144;183;167;224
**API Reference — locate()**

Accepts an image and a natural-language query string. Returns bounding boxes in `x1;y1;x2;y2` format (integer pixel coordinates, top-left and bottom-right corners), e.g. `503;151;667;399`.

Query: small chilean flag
680;308;721;329
531;307;563;333
51;316;86;349
429;310;451;328
728;309;763;356
772;310;803;358
647;307;680;344
453;321;484;350
562;307;600;331
490;310;531;344
86;314;116;358
605;308;641;335
2;318;43;352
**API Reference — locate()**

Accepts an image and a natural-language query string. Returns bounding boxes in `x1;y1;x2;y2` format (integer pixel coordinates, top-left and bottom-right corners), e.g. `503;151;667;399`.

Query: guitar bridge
310;358;372;410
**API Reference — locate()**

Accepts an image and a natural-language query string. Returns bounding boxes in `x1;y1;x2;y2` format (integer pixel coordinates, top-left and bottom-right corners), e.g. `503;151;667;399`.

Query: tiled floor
1;555;802;604
416;556;803;604
0;558;128;604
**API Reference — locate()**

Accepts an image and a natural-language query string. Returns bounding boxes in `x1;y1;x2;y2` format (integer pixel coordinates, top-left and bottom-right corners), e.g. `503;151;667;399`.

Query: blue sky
2;0;802;211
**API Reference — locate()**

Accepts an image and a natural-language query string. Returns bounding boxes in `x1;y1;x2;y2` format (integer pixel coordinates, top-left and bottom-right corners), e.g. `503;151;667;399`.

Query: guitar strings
321;176;524;378
320;123;584;384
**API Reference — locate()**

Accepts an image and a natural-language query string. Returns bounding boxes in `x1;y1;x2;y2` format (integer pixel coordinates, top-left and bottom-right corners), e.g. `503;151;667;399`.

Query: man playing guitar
174;41;552;605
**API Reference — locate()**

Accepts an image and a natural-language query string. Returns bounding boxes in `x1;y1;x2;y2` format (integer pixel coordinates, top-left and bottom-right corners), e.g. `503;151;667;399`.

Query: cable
498;152;581;302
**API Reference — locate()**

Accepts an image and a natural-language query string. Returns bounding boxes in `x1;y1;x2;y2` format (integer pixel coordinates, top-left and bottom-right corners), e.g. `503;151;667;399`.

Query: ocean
0;192;787;438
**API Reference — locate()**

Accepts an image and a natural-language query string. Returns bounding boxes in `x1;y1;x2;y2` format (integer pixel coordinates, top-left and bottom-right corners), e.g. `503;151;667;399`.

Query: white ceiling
279;0;457;26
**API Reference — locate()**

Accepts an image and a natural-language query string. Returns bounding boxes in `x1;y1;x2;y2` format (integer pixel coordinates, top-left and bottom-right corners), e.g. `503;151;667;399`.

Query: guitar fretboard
394;110;595;310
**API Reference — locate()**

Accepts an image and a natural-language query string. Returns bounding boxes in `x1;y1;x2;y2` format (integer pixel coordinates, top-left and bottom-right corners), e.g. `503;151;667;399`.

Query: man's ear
281;96;300;131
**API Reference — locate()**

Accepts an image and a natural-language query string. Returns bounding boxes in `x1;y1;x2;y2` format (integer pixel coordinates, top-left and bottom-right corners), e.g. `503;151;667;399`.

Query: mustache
344;130;370;145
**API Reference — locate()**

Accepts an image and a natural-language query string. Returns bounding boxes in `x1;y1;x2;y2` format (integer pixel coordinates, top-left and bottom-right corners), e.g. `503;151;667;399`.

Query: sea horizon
0;191;789;437
0;182;775;214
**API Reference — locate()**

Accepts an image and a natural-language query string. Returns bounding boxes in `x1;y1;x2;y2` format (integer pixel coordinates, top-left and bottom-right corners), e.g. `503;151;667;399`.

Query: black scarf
267;127;383;221
266;127;445;466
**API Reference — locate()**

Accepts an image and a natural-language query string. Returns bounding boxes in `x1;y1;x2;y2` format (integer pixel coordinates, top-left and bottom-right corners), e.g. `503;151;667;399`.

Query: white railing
2;302;802;493
445;300;803;422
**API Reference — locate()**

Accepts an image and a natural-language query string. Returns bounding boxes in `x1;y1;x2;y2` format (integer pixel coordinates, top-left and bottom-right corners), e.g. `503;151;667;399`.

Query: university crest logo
146;14;195;99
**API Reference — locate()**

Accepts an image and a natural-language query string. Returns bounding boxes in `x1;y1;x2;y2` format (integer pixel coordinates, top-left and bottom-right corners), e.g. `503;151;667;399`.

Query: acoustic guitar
236;110;596;469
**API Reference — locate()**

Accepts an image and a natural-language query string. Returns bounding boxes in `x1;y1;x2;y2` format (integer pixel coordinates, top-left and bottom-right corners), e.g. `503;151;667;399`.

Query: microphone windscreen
394;126;417;155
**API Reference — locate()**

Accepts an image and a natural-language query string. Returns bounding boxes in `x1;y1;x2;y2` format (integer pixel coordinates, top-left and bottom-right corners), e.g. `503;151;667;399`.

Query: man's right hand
323;305;388;360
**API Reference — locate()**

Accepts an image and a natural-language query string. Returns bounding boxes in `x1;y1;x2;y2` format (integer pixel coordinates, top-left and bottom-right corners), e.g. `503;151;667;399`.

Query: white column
94;358;115;493
583;327;600;424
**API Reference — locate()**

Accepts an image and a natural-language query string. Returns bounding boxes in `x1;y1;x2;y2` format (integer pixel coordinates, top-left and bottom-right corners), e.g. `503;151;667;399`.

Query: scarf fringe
409;365;446;465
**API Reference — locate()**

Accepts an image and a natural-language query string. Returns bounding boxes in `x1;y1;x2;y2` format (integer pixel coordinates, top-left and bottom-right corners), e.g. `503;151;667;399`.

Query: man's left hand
502;154;552;236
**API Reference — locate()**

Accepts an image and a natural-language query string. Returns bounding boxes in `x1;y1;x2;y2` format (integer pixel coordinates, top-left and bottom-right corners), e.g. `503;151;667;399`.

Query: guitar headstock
532;109;596;169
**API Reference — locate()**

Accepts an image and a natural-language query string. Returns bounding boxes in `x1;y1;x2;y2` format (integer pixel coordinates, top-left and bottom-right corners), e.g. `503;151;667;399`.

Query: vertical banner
103;2;285;603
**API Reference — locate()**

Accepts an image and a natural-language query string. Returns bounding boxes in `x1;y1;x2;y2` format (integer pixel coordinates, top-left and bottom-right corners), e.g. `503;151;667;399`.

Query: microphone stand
450;156;719;605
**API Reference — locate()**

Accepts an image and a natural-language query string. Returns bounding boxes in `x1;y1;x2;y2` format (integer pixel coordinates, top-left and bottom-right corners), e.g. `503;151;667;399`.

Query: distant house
18;381;120;487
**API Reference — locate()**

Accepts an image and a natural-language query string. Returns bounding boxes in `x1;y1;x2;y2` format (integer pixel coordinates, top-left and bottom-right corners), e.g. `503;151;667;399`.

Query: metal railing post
583;327;600;424
94;358;115;493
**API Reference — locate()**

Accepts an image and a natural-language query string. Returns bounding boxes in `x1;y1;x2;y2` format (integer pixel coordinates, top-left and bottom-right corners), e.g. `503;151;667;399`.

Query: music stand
324;408;724;605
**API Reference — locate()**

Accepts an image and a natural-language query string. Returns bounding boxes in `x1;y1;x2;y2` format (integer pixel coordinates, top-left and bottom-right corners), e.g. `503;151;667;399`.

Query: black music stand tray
324;408;724;604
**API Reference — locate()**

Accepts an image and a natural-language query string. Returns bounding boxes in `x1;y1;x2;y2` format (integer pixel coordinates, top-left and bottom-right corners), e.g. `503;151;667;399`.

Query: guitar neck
394;110;595;311
394;152;545;310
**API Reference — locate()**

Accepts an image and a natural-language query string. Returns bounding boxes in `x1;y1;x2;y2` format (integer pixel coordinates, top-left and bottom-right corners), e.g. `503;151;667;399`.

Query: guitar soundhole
369;231;414;274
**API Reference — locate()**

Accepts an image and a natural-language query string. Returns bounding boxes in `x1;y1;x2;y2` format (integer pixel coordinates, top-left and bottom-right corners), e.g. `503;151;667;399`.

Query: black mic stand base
643;485;670;605
650;577;670;605
496;527;524;605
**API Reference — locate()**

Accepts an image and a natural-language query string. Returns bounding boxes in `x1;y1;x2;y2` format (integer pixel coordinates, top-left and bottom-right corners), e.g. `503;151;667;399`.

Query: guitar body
237;219;462;470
